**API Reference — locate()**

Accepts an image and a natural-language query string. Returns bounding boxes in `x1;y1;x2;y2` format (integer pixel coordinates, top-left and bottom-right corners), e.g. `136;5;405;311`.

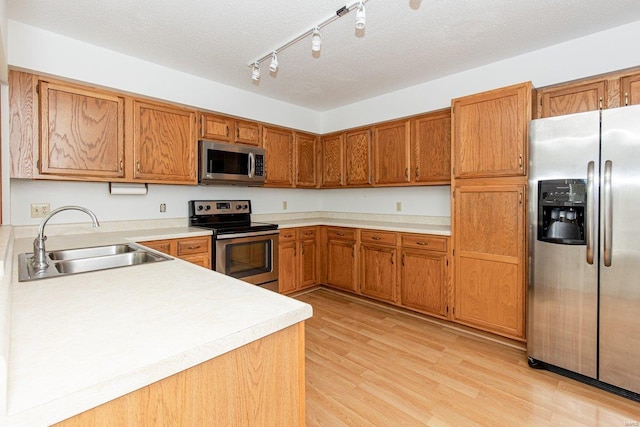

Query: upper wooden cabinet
452;82;532;179
38;80;125;179
621;72;640;107
262;125;294;187
133;100;197;184
345;128;372;186
321;133;344;187
199;113;233;142
410;110;451;184
199;112;261;146
10;71;198;184
372;120;410;185
235;119;261;146
535;67;640;118
538;81;606;118
295;132;318;188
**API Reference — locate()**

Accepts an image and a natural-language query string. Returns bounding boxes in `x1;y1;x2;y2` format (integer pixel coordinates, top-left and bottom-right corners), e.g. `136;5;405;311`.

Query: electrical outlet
31;203;50;218
396;201;402;212
282;201;288;210
160;203;166;213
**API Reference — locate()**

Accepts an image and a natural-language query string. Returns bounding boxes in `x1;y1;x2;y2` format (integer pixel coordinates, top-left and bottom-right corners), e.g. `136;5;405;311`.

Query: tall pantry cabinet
450;82;533;341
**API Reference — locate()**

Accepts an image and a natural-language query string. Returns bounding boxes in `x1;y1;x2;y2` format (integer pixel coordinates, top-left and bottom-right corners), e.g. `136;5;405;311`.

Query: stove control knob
204;205;211;211
236;204;242;210
197;205;204;211
243;204;249;209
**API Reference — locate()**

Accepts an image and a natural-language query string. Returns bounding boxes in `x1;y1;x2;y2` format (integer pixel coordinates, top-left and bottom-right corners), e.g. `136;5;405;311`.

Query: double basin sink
18;243;172;282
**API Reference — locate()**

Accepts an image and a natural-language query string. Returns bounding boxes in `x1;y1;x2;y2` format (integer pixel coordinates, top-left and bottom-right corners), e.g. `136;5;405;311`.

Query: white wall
322;20;640;132
9;180;324;225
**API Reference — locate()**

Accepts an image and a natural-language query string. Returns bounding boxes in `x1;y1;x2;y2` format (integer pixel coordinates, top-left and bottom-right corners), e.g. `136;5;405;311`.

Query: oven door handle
215;230;279;240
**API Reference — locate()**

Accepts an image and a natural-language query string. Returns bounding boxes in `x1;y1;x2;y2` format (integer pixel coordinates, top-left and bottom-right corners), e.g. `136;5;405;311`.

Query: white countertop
1;225;312;427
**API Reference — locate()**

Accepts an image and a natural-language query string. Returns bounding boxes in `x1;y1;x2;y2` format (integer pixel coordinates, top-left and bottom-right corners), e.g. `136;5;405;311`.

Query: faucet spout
31;206;100;271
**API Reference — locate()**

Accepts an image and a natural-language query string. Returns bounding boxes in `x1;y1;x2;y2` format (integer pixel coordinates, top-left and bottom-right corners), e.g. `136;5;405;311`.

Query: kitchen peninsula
0;222;311;426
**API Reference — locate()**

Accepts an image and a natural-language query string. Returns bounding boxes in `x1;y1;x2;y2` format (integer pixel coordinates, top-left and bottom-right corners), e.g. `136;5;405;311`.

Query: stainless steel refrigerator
528;105;640;397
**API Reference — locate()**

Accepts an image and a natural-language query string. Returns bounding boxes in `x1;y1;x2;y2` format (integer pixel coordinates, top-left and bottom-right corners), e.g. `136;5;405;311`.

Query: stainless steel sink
18;243;172;282
48;243;138;261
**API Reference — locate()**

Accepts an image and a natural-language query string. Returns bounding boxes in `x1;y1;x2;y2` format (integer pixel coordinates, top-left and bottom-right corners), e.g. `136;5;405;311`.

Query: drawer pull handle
417;241;428;246
187;246;200;250
337;232;345;236
284;233;293;238
372;236;381;240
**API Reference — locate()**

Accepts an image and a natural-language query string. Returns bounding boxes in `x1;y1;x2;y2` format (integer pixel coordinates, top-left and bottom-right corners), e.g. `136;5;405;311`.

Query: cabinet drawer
279;229;297;241
401;234;448;252
177;237;210;255
298;227;317;239
141;240;173;255
327;227;357;241
361;230;397;246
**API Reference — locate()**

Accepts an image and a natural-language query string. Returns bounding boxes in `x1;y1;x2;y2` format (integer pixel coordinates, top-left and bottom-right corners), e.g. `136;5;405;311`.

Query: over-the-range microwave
198;140;265;186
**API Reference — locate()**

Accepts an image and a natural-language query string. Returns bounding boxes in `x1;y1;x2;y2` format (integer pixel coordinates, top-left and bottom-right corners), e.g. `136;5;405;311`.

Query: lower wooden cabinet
54;323;305;427
139;236;211;269
400;234;448;318
452;182;526;340
325;227;358;293
359;230;397;303
278;227;318;295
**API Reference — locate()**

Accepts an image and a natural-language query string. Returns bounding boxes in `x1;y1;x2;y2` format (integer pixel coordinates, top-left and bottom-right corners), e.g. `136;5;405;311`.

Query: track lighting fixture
355;1;366;30
311;27;322;52
269;52;279;72
251;62;260;81
247;0;371;80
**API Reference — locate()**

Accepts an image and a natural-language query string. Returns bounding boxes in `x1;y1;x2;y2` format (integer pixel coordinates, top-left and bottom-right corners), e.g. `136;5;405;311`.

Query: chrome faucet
31;206;100;271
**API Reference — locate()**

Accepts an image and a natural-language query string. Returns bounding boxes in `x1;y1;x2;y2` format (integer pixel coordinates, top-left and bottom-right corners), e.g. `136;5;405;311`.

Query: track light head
251;62;261;81
269;52;279;72
355;1;366;30
311;27;322;52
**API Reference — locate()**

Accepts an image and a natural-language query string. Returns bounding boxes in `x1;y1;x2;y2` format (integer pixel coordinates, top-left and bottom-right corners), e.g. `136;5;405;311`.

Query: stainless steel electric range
188;200;279;292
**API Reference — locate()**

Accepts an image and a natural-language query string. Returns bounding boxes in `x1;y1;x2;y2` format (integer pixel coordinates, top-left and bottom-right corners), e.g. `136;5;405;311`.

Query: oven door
215;231;279;290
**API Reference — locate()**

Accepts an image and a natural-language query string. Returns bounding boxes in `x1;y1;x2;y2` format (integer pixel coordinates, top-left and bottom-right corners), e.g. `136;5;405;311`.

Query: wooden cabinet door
400;248;447;317
295;132;318;188
326;233;357;292
411;110;451;184
300;238;317;289
452;82;531;178
539;81;606;118
279;239;298;294
621;72;640;106
453;184;526;340
133;100;197;184
200;113;233;142
235;119;261;146
372;120;410;185
39;81;125;178
321;133;344;187
360;244;397;303
345;129;371;186
262;126;294;187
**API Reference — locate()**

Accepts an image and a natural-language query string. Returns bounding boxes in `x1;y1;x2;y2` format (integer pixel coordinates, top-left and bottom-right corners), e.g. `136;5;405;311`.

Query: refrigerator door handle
586;161;595;265
603;160;613;267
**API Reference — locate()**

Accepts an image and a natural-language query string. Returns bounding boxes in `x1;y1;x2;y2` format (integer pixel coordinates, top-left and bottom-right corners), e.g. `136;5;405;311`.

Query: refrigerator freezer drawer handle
604;160;613;267
586;161;595;265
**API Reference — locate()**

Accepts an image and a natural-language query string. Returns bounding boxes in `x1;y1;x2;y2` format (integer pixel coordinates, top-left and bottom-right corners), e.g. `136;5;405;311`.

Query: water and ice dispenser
537;179;587;245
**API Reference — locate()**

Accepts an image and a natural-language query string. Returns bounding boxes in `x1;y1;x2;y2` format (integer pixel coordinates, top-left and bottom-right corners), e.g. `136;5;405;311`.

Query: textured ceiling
7;0;640;111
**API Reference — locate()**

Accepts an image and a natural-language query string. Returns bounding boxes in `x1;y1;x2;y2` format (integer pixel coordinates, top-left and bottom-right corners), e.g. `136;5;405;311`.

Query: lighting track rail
249;0;369;80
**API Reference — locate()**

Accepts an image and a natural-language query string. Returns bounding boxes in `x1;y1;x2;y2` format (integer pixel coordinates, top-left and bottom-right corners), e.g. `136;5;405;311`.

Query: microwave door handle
248;152;255;179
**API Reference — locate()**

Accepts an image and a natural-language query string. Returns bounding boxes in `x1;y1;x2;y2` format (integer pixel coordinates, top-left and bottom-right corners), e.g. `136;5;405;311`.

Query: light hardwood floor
296;288;640;426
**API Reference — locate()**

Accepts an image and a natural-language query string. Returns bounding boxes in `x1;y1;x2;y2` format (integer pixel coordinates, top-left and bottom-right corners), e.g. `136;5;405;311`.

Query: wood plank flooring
296;288;640;426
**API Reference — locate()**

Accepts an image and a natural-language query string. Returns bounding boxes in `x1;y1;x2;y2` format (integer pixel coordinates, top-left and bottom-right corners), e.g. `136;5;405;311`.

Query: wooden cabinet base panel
54;323;305;427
